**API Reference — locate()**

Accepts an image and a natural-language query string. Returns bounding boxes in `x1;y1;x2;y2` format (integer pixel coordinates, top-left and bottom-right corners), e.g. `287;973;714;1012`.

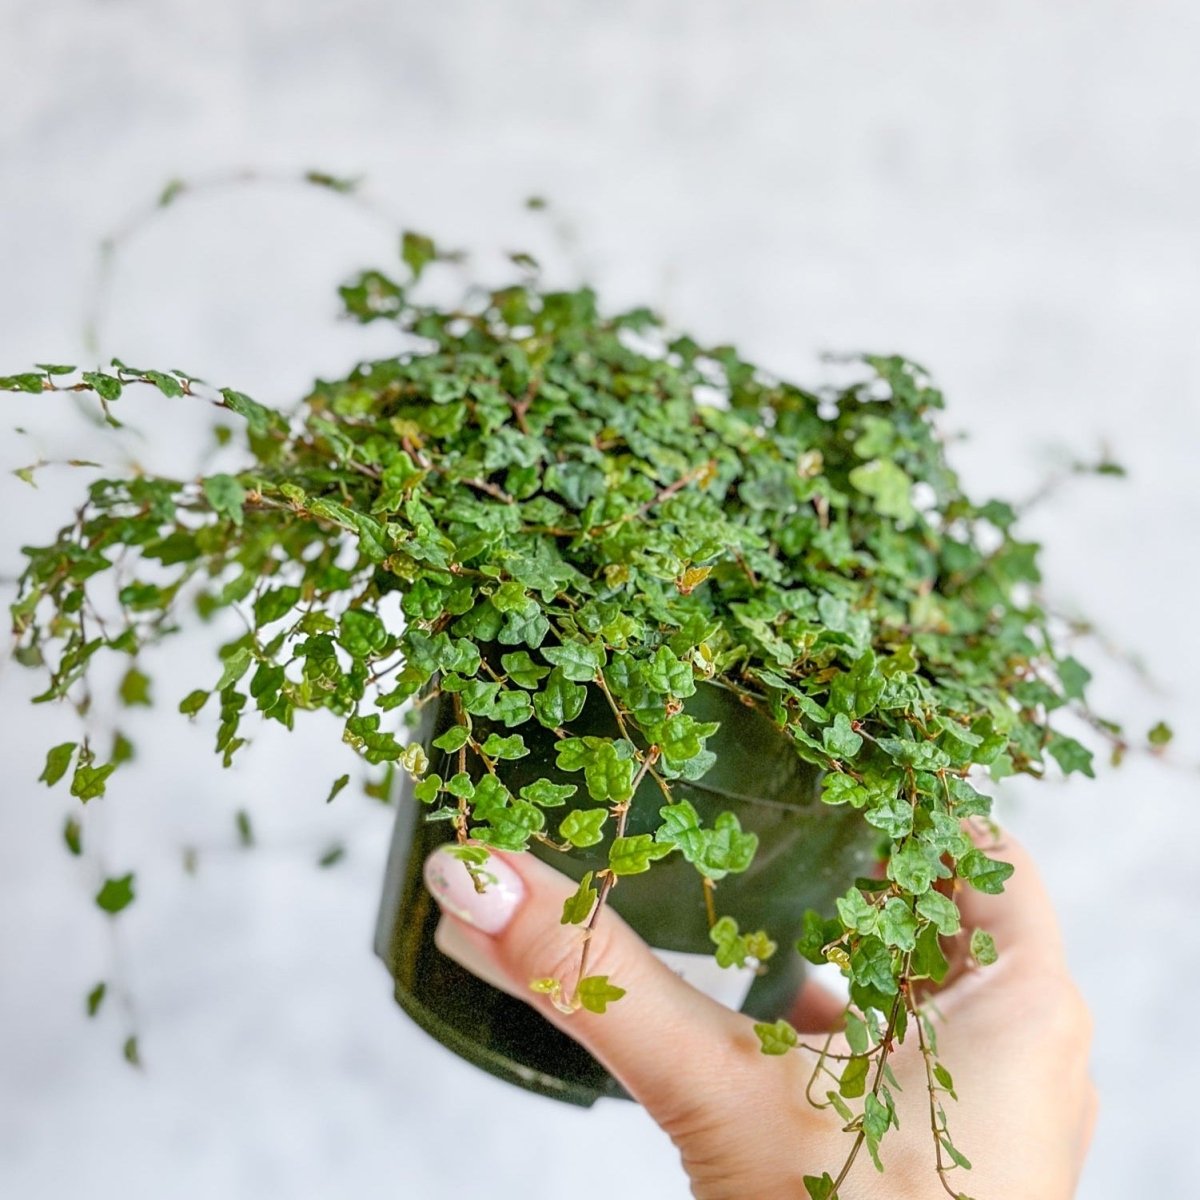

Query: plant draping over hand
3;221;1141;1195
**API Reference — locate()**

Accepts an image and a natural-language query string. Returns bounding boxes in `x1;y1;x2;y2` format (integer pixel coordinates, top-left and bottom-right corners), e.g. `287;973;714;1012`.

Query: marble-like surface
1;3;1197;1196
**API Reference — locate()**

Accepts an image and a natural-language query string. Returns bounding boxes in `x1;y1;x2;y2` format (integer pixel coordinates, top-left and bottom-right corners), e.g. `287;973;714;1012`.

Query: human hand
423;829;1096;1199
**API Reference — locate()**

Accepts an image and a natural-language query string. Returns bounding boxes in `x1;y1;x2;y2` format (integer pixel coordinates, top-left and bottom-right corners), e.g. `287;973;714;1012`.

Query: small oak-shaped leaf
40;742;76;787
969;927;998;966
608;833;672;876
576;974;625;1014
753;1018;798;1056
560;871;597;925
95;873;135;915
479;732;528;760
915;890;961;936
958;849;1015;895
823;712;863;759
520;779;577;807
559;808;607;848
803;1172;837;1200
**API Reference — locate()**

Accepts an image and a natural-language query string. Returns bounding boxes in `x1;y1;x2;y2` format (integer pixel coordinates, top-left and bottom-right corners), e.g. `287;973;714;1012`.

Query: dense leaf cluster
4;246;1112;1187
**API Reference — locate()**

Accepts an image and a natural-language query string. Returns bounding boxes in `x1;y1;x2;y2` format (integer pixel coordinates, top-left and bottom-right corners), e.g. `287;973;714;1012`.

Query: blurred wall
1;3;1197;1197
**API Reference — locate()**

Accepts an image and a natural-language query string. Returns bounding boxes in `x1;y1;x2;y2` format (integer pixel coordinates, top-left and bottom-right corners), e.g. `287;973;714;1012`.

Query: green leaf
887;841;942;894
500;651;549;689
821;773;868;807
969;927;998;966
82;371;122;402
86;981;106;1017
95;873;135;915
561;871;597;925
803;1172;836;1200
863;792;913;839
709;915;746;968
479;732;528;760
235;809;254;847
221;387;282;438
940;1134;973;1170
559;808;607;848
119;667;152;707
520;779;577;807
862;1091;892;1171
1047;732;1095;778
216;648;253;691
63;816;83;856
796;909;841;964
533;666;587;728
325;774;350;804
823;712;863;759
836;887;878;936
916;890;961;936
542;638;605;682
413;773;442;803
39;741;77;786
848;458;915;523
1148;720;1173;747
752;1018;798;1056
202;474;247;526
850;935;898;996
71;760;116;803
1056;656;1091;700
555;738;637;802
432;725;471;753
839;1053;870;1099
959;848;1015;895
576;974;625;1014
877;897;918;951
655;802;758;880
123;1035;141;1068
608;833;672;876
911;922;950;984
179;689;210;716
0;371;47;392
401;230;438;279
317;843;346;868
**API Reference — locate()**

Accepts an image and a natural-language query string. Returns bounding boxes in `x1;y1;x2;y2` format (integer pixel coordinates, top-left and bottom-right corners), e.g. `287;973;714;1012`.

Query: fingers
424;846;747;1127
786;974;848;1033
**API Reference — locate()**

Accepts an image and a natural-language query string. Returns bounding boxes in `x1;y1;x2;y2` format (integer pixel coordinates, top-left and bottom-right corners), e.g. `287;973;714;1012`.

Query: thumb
423;845;750;1125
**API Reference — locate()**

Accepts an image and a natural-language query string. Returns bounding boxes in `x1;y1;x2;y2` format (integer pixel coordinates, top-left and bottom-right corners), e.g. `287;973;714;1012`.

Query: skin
430;827;1097;1199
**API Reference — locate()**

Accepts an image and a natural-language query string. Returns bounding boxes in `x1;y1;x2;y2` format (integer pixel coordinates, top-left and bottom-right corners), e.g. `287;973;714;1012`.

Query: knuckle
1038;974;1093;1046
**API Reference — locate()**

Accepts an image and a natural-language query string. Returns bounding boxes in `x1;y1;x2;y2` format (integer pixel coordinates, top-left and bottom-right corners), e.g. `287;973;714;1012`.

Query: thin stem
912;995;961;1198
828;987;906;1193
571;748;659;1000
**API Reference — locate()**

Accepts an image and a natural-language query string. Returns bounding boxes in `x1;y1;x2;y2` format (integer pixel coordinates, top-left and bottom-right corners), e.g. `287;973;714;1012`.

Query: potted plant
3;217;1142;1194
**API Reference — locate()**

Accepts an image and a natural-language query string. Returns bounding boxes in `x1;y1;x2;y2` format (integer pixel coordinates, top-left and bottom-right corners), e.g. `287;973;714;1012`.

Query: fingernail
423;846;525;934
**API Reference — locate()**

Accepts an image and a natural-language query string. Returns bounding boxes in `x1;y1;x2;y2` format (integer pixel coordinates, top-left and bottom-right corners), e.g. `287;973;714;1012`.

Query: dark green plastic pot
374;678;875;1106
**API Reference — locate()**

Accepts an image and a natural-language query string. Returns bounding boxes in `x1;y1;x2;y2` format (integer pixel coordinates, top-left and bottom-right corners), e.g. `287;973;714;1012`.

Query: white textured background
1;3;1197;1197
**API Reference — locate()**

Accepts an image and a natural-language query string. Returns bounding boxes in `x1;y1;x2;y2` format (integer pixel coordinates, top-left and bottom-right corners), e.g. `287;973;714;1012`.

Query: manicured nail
423;846;525;934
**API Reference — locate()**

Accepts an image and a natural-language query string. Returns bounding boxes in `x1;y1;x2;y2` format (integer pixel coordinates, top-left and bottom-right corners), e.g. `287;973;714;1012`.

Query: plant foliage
4;223;1127;1190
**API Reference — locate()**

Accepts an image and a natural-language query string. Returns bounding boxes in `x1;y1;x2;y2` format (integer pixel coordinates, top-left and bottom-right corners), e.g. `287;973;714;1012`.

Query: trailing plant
2;199;1159;1196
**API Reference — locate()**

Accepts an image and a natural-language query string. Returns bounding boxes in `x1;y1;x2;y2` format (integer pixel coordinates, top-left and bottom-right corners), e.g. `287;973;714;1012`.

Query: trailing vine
2;187;1162;1194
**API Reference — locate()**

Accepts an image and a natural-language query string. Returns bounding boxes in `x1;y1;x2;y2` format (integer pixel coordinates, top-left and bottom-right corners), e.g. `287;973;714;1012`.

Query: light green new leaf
608;833;672;876
577;974;625;1013
561;872;597;925
753;1018;798;1056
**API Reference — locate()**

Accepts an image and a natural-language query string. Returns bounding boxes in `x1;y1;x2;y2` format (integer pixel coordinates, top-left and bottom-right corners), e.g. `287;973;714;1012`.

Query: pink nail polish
423;846;525;934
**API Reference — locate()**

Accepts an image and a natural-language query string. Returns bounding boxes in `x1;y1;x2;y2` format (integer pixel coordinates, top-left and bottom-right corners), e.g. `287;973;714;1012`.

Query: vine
2;177;1165;1193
